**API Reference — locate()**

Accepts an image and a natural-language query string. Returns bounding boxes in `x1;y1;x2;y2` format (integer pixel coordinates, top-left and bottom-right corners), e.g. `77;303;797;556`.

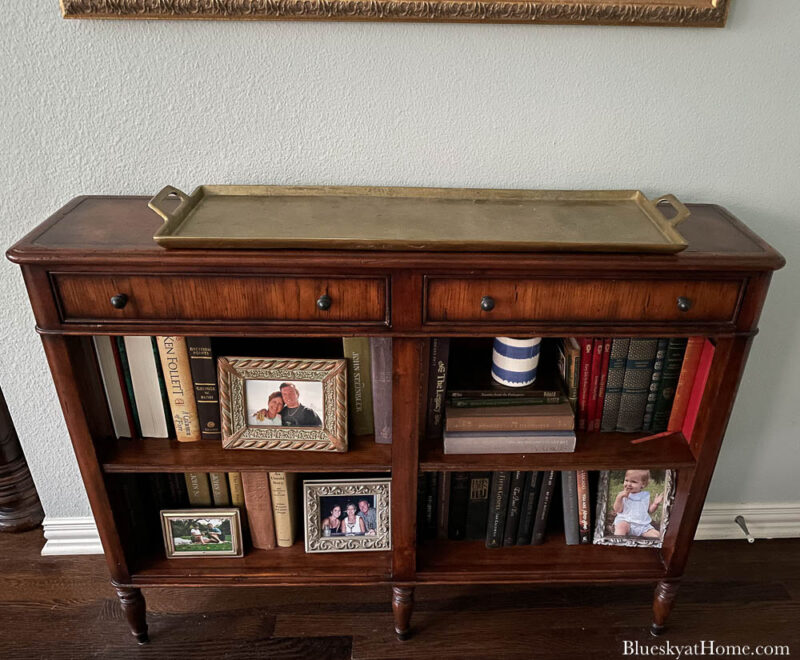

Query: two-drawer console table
7;195;784;644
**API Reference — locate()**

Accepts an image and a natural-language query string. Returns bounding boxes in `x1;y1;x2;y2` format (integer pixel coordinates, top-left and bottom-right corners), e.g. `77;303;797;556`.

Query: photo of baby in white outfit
613;469;664;538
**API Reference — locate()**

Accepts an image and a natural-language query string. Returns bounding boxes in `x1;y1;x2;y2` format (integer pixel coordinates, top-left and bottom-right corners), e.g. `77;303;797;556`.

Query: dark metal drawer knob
480;295;495;312
110;294;128;310
677;296;693;312
316;294;332;311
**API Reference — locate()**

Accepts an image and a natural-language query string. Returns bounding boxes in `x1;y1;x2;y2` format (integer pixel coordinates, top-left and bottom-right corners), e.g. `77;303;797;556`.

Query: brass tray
150;185;690;253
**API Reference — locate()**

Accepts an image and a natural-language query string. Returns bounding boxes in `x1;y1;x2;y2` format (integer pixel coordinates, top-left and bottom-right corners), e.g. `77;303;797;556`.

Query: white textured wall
1;1;798;519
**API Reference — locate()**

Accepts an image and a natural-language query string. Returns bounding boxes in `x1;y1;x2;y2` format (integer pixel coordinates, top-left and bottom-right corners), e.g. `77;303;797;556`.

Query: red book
667;337;704;433
682;339;716;446
577;339;593;432
585;339;603;432
593;338;612;432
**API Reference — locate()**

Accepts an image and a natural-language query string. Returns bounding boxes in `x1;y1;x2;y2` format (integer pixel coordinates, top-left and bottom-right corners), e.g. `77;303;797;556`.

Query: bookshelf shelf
101;434;392;474
419;432;696;472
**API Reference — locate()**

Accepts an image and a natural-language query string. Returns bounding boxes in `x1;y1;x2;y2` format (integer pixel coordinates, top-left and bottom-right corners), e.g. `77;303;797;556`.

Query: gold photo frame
60;0;729;27
218;357;348;452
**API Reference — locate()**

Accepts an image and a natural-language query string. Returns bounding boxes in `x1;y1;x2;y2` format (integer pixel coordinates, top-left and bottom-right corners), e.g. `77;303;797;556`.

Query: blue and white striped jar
491;337;542;388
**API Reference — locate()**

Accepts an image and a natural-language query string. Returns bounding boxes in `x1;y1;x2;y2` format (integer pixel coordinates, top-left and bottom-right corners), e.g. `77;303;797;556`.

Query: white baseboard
41;516;103;556
38;504;800;556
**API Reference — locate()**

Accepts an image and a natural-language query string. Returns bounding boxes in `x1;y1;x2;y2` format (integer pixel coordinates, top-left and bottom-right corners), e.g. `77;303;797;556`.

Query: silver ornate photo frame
218;357;347;452
304;479;392;553
593;469;675;548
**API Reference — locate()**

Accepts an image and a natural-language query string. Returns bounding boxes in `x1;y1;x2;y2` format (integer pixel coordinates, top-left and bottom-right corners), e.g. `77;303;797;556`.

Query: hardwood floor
0;529;798;659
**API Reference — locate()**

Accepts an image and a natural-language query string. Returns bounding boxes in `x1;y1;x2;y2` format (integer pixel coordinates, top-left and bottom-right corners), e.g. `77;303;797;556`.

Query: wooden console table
7;195;783;643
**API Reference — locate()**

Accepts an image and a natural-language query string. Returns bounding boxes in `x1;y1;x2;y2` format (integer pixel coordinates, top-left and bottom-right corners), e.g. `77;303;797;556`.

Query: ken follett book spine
531;470;557;546
370;337;392;444
425;338;450;439
600;337;630;432
185;337;222;440
485;471;511;549
576;469;591;544
651;337;688;433
465;472;491;540
156;336;201;442
642;338;669;432
448;472;471;540
616;338;659;433
561;470;580;546
516;471;541;545
503;471;527;546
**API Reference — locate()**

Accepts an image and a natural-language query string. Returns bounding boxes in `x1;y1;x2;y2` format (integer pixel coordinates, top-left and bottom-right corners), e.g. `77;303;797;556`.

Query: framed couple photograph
304;479;392;554
161;509;243;558
593;469;676;548
218;357;347;452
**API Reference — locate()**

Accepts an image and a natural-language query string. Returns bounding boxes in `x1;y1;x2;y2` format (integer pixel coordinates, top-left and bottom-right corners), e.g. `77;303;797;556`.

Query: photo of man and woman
169;517;233;553
320;495;378;537
246;380;324;428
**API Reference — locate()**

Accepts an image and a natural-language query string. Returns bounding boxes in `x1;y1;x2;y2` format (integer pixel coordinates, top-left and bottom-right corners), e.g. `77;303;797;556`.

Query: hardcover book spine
342;337;374;436
516;471;541;545
576;469;591;544
577;339;593;431
681;339;716;445
447;472;471;540
443;431;576;454
156;336;201;442
269;472;298;548
531;470;556;545
586;339;603;432
557;338;581;402
185;337;222;440
166;473;189;508
445;412;575;433
209;472;231;506
92;336;132;439
436;471;451;540
503;471;527;546
465;472;491;540
125;335;171;439
485;471;511;549
615;338;658;433
449;396;565;408
652;337;688;433
228;472;245;508
593;338;612;432
184;472;212;506
423;471;438;539
115;337;142;438
600;337;630;432
151;338;176;438
561;470;580;546
425;338;450;439
642;338;669;432
667;337;705;433
370;337;392;444
241;472;276;550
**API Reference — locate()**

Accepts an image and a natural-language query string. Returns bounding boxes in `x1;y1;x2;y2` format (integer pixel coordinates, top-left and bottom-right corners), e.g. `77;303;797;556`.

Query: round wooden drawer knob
110;294;129;309
677;296;693;312
317;294;332;311
480;295;495;312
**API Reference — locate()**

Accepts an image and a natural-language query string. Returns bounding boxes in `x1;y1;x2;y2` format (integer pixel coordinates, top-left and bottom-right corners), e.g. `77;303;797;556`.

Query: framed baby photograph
303;478;391;554
593;469;676;548
218;357;347;452
161;509;243;558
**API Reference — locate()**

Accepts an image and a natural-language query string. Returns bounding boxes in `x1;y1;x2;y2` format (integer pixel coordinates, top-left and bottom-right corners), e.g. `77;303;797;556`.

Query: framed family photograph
304;479;391;554
161;509;243;558
593;469;676;548
218;357;347;452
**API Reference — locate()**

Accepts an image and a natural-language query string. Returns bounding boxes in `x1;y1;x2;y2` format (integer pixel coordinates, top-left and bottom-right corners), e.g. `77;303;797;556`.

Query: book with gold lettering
342;337;374;436
185;337;221;440
269;472;298;548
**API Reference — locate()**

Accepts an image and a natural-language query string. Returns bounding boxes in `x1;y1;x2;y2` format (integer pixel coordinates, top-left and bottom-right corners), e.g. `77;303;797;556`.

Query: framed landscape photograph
161;509;243;558
304;479;392;553
218;357;347;452
593;469;675;548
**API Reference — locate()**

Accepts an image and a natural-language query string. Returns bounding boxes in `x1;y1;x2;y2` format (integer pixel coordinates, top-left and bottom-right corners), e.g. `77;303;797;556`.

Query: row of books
419;470;600;548
559;337;715;436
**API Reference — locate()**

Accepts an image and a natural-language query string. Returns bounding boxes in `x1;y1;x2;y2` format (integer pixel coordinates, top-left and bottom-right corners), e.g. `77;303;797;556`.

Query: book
165;473;188;508
436;471;451;540
423;471;438;539
594;338;612;432
465;472;491;540
342;337;374;436
681;339;716;445
156;336;202;442
485;471;511;548
444;403;575;433
642;338;669;432
115;337;141;438
443;430;576;454
557;337;581;403
561;470;580;546
667;337;705;433
600;338;630;431
228;472;245;508
209;472;231;506
92;336;131;438
425;338;450;439
448;395;565;408
151;338;176;438
123;336;169;438
503;471;527;546
370;337;392;444
531;470;556;545
515;471;541;545
269;472;299;548
447;472;471;540
241;472;276;550
184;472;212;506
586;339;603;432
576;469;591;544
185;337;221;440
651;338;688;433
616;338;659;433
577;338;593;431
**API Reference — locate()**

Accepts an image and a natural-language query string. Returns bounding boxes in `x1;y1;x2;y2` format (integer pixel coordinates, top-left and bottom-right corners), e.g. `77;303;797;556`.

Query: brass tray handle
653;194;691;228
148;185;192;224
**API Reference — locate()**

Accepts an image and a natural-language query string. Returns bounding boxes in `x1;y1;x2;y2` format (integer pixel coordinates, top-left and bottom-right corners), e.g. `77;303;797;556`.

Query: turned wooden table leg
392;586;414;641
651;580;680;636
115;586;149;644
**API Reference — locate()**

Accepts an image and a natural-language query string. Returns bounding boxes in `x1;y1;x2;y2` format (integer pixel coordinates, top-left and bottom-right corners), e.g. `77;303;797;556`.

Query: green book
115;336;142;438
342;337;374;436
652;338;688;432
184;472;212;506
209;472;231;506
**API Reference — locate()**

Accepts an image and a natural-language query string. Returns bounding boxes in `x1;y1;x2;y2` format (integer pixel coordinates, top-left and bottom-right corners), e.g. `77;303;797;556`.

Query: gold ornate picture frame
218;357;348;452
60;0;729;27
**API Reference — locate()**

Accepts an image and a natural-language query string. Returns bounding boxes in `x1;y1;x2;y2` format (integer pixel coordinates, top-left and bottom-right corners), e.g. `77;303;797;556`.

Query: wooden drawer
424;277;743;325
52;273;389;325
